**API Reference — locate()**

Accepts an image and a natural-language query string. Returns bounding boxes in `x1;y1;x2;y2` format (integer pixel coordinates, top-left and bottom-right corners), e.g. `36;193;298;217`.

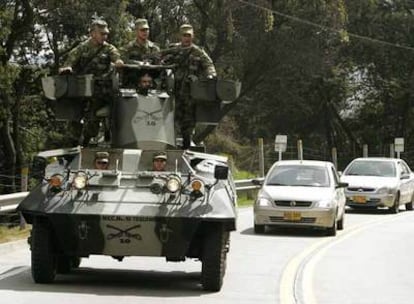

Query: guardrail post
19;167;28;229
331;147;338;169
297;139;303;160
258;138;265;177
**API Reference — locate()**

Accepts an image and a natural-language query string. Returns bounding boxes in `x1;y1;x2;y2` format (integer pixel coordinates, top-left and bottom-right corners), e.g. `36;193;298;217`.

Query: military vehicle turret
17;63;241;291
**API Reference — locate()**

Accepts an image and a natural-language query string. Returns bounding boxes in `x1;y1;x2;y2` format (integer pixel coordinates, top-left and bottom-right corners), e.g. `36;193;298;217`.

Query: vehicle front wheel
31;219;56;283
337;215;344;230
390;194;400;214
405;194;413;211
201;225;229;292
254;224;265;234
326;218;337;236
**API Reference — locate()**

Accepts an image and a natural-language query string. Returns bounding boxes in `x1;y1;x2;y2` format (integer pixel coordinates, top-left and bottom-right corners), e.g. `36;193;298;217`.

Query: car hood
340;175;398;188
261;186;333;201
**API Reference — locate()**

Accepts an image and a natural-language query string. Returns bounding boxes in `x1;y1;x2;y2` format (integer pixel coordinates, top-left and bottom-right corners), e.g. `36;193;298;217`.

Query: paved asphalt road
0;206;413;304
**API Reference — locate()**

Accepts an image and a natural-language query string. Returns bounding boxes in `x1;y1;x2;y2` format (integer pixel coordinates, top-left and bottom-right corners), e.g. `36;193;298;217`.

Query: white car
340;157;414;213
253;160;347;236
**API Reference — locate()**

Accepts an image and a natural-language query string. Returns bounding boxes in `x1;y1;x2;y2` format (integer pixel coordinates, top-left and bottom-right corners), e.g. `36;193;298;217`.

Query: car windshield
266;165;330;187
344;160;396;177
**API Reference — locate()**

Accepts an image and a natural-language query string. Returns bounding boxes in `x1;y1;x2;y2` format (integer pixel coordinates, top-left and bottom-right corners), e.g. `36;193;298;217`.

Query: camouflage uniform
164;41;216;148
63;39;122;145
121;40;160;62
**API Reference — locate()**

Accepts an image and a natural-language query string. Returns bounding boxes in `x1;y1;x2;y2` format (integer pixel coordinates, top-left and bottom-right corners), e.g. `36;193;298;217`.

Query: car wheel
337;214;344;230
390;193;400;214
405;194;414;211
254;224;265;234
201;224;228;292
31;218;56;283
326;218;337;236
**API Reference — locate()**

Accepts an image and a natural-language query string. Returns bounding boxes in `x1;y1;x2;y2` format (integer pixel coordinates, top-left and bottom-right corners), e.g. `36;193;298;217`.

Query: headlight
256;197;272;207
377;187;394;195
316;199;333;208
73;173;88;190
166;175;181;193
48;174;64;188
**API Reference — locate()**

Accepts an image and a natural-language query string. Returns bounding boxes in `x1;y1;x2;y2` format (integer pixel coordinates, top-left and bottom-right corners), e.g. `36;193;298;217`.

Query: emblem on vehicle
159;224;173;243
78;221;90;240
290;201;296;207
106;224;142;244
133;109;162;126
358;188;363;192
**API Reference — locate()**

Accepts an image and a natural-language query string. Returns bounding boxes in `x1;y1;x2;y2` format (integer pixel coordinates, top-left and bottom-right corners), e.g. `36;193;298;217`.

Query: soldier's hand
206;74;215;80
58;67;73;75
188;75;198;82
114;59;124;68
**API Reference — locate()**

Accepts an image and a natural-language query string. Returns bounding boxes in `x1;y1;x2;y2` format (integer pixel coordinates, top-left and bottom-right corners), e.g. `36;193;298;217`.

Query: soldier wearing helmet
162;24;217;149
121;18;160;63
152;151;167;171
59;18;124;146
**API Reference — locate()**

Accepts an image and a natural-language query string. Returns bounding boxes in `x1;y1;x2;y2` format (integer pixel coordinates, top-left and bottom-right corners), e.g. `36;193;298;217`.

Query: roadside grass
0;226;30;244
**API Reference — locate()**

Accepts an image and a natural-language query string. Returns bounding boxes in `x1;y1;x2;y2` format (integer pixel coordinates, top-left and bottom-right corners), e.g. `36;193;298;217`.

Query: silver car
340;157;414;213
253;160;347;236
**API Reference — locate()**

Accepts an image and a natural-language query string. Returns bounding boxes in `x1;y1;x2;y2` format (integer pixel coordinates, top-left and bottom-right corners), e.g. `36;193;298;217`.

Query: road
0;207;413;304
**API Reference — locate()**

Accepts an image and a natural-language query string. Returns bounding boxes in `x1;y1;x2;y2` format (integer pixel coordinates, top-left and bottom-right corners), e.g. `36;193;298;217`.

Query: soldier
121;18;160;63
94;151;110;170
152;151;167;171
137;73;153;95
162;24;217;149
59;19;124;146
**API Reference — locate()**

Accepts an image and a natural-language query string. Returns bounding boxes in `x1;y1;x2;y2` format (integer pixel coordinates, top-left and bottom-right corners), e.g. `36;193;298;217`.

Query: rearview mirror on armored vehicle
214;165;229;180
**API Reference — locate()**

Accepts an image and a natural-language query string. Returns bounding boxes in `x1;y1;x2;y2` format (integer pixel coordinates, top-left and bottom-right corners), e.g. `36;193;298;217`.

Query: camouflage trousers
175;80;196;148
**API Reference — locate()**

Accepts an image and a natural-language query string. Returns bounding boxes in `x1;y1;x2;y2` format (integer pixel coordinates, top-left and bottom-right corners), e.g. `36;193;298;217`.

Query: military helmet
153;151;167;161
89;18;110;34
180;24;194;36
95;151;109;163
135;18;150;30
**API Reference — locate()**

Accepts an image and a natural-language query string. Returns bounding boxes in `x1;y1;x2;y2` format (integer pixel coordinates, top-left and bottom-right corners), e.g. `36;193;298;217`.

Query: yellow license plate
353;195;367;203
284;211;301;221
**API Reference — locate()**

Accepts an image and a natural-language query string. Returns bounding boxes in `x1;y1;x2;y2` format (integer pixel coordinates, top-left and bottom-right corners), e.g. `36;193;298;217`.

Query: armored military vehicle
17;63;241;291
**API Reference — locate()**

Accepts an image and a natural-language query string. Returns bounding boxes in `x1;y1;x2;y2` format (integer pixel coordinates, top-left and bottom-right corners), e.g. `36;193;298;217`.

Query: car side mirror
336;182;348;188
214;165;228;180
400;174;410;180
252;178;264;186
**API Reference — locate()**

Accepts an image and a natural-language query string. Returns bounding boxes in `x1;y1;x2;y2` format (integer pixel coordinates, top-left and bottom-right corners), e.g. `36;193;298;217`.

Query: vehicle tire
405;194;413;211
326;218;337;236
71;257;82;269
390;193;400;214
254;224;265;234
31;219;56;283
337;215;344;231
201;225;228;292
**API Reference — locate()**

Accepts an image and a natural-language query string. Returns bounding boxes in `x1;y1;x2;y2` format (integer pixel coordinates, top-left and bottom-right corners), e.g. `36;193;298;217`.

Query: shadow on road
345;207;409;215
0;267;208;297
240;226;327;238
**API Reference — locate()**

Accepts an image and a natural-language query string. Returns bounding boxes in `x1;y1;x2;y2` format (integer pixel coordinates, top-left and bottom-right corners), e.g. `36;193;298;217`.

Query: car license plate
353;195;366;203
284;211;301;221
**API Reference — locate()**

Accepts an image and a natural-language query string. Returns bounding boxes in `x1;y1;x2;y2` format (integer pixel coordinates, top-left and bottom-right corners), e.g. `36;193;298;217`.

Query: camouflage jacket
63;39;121;76
162;43;217;81
121;40;160;62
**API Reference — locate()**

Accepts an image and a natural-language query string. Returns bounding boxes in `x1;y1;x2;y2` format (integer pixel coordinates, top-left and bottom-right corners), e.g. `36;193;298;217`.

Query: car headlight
73;173;88;190
377;187;394;195
256;197;272;207
166;175;181;193
316;199;333;208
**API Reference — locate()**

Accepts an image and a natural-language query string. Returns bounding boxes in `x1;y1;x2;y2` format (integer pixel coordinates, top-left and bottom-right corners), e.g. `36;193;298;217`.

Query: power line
237;0;414;52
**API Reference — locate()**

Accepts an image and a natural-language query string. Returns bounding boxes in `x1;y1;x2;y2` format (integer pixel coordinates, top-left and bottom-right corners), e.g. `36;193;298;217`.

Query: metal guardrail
0;192;29;214
0;180;261;214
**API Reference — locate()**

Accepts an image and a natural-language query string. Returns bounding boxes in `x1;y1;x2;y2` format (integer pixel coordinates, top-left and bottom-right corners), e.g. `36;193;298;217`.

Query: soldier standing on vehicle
121;18;160;63
59;18;124;146
162;24;217;149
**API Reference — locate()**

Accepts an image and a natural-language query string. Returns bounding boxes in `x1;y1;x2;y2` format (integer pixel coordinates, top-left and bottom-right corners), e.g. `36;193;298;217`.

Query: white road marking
279;212;408;304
